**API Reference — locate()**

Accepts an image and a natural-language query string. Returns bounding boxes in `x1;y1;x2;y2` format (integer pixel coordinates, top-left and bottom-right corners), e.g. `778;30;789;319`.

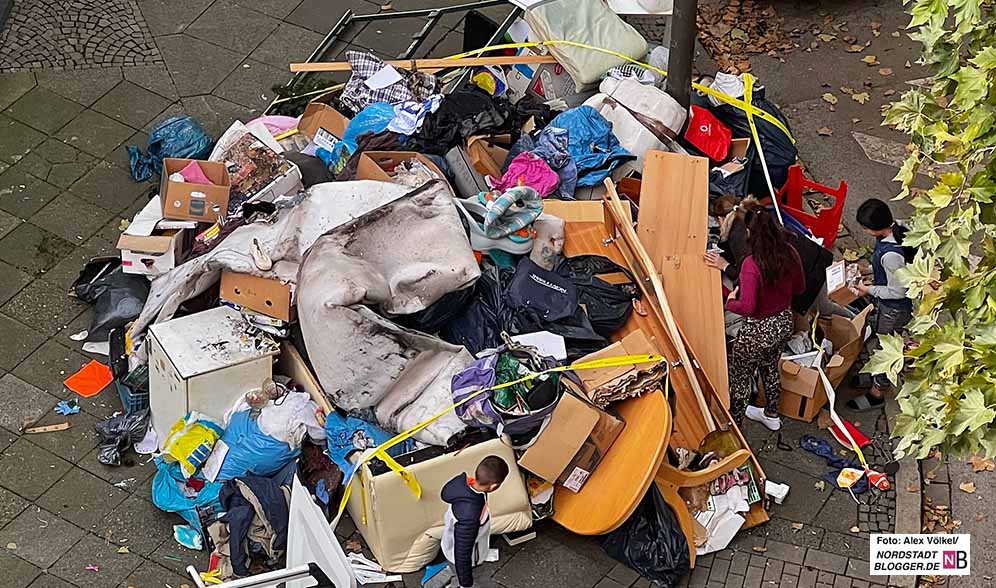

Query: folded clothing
179;160;213;184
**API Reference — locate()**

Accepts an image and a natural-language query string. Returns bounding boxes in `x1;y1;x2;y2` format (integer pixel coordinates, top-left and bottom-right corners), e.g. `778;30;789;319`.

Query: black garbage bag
94;408;150;466
558;255;640;337
393;286;477;334
73;257;151;343
602;485;691;587
710;97;797;198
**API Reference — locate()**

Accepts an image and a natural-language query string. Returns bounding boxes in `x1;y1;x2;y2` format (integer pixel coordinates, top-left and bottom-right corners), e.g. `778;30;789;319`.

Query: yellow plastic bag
161;413;224;478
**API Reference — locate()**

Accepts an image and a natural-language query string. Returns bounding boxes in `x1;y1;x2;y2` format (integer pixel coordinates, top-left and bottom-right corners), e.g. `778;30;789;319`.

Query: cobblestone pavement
0;0;917;587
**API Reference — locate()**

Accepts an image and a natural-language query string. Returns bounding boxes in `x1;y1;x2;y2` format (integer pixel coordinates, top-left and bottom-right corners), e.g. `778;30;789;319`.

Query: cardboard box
356;151;446;183
160;158;231;222
518;393;625;493
220;271;295;322
117;229;187;276
467;136;509;179
774;306;872;421
298;101;351;142
826;260;860;306
505;47;576;103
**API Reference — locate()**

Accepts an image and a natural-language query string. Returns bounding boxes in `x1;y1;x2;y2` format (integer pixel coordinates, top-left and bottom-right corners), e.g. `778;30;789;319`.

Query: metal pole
665;0;697;110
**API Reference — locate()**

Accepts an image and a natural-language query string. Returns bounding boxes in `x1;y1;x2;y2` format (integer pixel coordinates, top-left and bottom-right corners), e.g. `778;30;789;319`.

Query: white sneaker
251;238;272;271
745;405;782;431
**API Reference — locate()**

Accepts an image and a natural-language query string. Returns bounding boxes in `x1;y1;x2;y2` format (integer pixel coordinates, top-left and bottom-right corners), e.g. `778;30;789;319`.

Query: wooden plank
636;151;730;407
278;342;334;416
289;54;558;73
24;422;71;434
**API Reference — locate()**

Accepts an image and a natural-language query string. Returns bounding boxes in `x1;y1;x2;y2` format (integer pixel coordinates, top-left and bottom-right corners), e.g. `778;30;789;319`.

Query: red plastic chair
775;164;848;249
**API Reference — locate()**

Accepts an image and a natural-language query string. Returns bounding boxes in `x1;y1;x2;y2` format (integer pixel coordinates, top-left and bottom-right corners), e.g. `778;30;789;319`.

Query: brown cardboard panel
729;138;751;159
298;102;351;141
575;329;655;393
467;136;509;178
518;393;599;483
220;271;294;322
160;158;231;222
356;152;446;183
116;229;186;276
557;408;625;493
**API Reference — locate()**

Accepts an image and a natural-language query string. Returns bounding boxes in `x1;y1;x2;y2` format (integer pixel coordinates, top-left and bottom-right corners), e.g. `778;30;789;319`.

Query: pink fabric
247;115;299;135
490;152;560;197
179;161;213;185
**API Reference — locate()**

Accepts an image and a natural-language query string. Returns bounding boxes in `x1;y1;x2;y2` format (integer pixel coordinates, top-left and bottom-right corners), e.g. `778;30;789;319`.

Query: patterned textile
340;51;437;113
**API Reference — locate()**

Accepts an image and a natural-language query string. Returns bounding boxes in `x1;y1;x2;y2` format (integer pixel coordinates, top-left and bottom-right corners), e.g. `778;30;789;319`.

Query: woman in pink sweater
720;209;804;431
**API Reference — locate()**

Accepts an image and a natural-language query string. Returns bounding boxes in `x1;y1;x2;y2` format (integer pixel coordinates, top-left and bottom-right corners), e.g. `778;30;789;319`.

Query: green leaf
934;341;966;375
951;67;989;110
950;389;996;436
970;46;996;70
908;0;947;28
937;233;972;274
861;334;906;386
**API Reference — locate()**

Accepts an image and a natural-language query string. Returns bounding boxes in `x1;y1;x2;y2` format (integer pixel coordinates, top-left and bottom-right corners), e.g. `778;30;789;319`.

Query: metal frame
186;563;338;588
267;0;521;113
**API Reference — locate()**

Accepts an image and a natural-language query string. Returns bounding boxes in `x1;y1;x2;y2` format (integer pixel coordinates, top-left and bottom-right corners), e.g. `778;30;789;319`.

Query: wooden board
289;54;558;72
637;151;730;407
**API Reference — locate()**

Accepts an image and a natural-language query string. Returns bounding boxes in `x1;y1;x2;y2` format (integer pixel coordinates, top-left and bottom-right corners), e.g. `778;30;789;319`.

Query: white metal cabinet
148;306;278;446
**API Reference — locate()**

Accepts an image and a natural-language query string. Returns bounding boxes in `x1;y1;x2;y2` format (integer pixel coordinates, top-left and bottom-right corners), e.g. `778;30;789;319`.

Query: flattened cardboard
467;136;509;178
160;158;231;222
220;271;294;322
298;102;351;141
575;329;655;396
518;393;598;483
117;229;187;276
826;260;859;306
558;408;625;493
356;151;446;183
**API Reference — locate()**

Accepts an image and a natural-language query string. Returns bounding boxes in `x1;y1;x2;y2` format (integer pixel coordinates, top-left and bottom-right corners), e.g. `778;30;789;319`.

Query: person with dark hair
440;456;509;588
721;209;805;430
847;198;912;411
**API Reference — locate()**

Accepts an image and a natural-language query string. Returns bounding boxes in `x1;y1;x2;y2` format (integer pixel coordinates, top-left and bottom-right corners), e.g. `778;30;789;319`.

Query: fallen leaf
840;86;855;94
861;55;880;65
870;21;881;30
817;126;833;136
977;512;988;522
852;117;861;123
873;30;881;38
730;28;748;41
822;93;839;105
5;542;15;550
118;219;130;231
884;89;896;96
852;92;870;104
843;35;858;44
850;525;861;533
879;67;893;76
959;481;977;494
846;44;865;53
926;470;938;481
380;2;392;8
345;538;364;552
117;546;130;554
752;546;768;553
905;60;912;68
818;33;836;42
906;483;921;492
968;455;995;472
815;480;827;491
892;31;901;38
791;523;804;530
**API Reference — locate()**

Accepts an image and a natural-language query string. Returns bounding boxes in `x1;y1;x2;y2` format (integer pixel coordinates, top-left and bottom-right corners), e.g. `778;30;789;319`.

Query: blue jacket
549;106;634;187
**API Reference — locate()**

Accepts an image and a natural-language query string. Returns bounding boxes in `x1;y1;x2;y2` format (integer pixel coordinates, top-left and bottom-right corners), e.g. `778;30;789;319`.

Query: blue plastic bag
324;410;413;472
341;102;396;155
127;116;214;182
215;410;300;482
151;458;222;536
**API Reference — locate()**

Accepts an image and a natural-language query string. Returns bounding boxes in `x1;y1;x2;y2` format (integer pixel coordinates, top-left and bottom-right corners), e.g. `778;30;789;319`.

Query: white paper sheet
510;331;567;360
364;65;404;91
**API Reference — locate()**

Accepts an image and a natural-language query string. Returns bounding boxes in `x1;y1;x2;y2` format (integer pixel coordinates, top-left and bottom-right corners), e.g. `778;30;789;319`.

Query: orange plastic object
64;360;114;398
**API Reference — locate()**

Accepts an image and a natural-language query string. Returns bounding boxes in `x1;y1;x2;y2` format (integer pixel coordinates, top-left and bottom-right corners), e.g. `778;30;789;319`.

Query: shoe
745;405;782;431
251;238;272;271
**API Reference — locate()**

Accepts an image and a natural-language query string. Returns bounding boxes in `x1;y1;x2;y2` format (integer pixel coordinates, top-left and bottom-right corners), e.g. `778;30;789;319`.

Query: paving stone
0;427;15;451
820;531;870;560
708;558;731;584
0;549;42;588
354;16;438;59
157;34;245;97
0;276;87;336
0;165;62;218
30;191;114;245
214;58;291;111
20;410;100;465
0;314;45;370
96;494;174;556
0;436;73;500
0;373;60;433
844;560;874;582
0;208;19;237
0;505;85;568
832;576;852;588
12;339;90;399
749;554;767;569
817;571;835;584
780;575;799;588
116;560;192;588
0;222;76;277
71;161;150;213
37;466;128;531
762;559;784;583
56;110;136;158
27;574;77;588
816;489;862;535
0;73;38;111
594;578;627;588
248;0;305;18
138;0;215;36
73;382;124;420
37;244;109;292
607;563;640;587
35;69;124;107
763;539;807;565
760;461;831;525
151;538;212;575
251;22;326;69
730;551;751;576
803;550;848;575
122;64;180;101
697;552;714;568
0;260;31;306
799;567;818;588
743;564;764;588
92;81;173;130
494;534;607;588
182;92;259;139
633;579;652;588
688;566;710;588
50;532;143;588
4;87;85;135
724;574;745;588
187;1;281;56
0;485;29;529
287;0;378;33
15;139;98;190
755;518;826;549
784;563;801;577
78;444;156;490
851;581;869;588
0;115;47;166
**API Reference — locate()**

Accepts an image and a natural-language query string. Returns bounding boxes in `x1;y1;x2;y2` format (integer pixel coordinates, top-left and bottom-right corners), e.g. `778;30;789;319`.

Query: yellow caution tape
200;569;223;585
337;353;665;519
